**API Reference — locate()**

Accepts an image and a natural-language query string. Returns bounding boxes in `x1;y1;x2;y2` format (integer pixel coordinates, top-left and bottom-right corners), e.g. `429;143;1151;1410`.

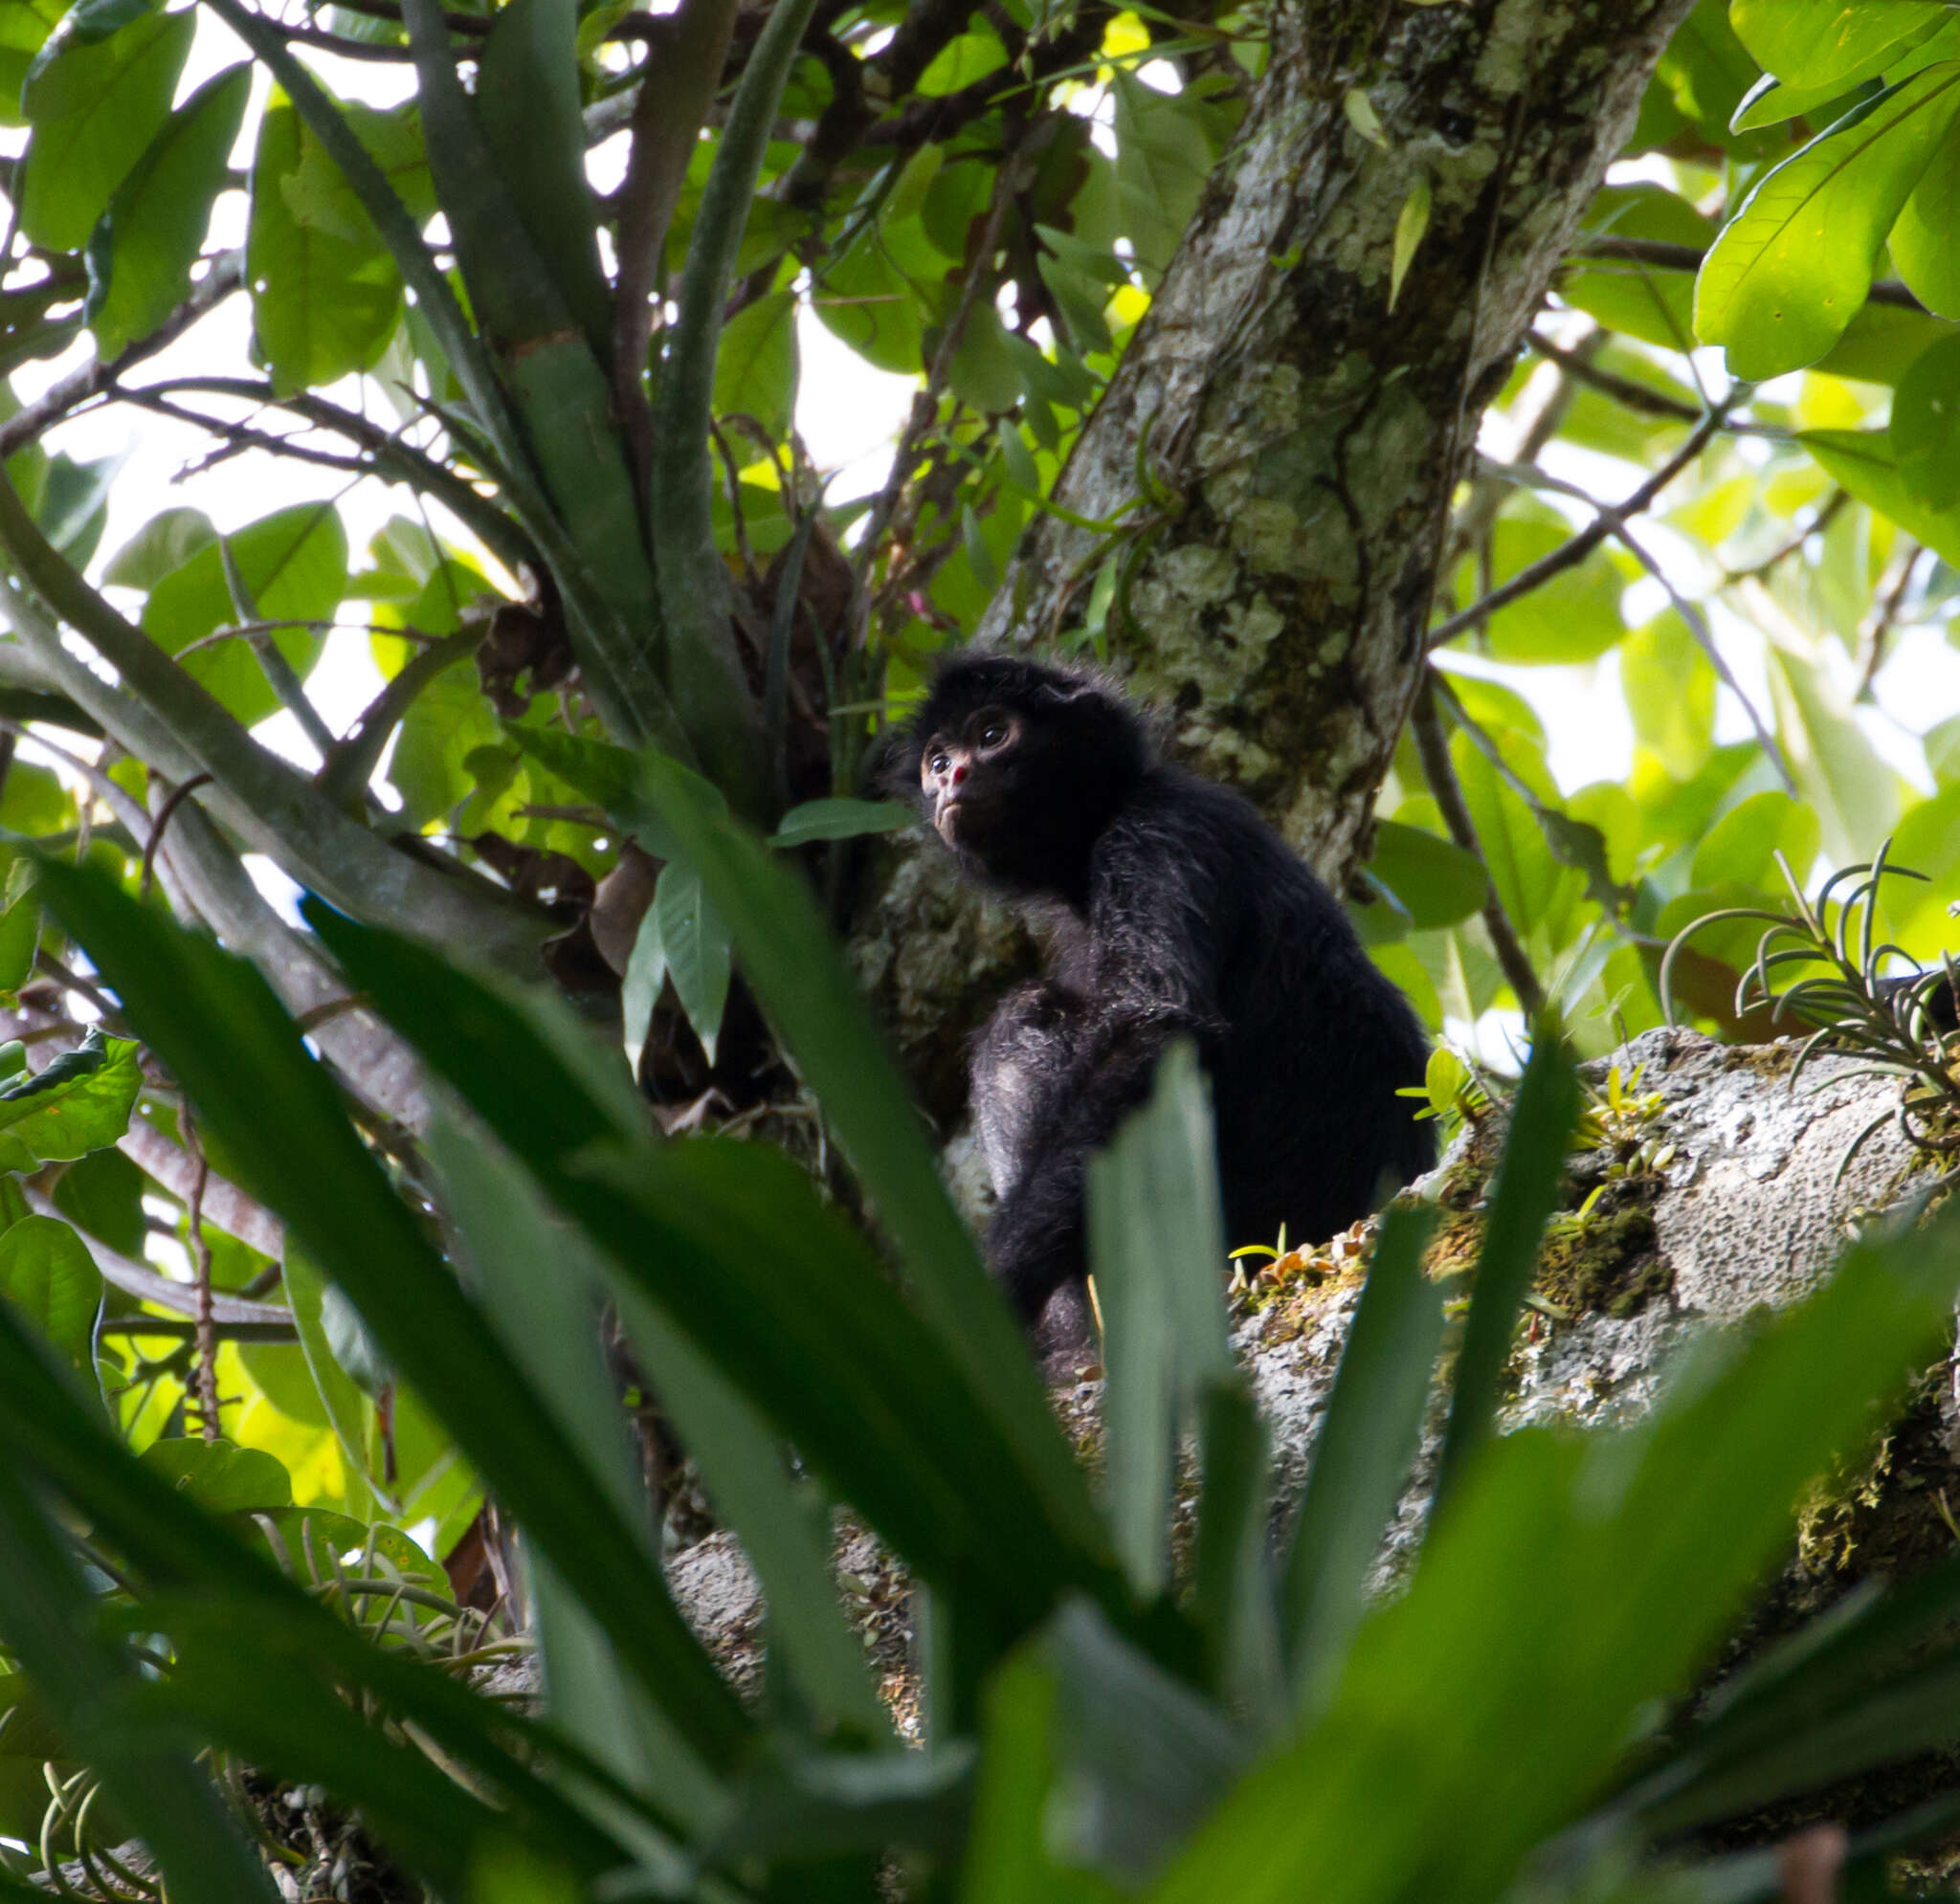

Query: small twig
1721;488;1848;585
1855;539;1925;699
0;254;244;458
1410;671;1546;1017
1428;396;1736;649
140;773;213;899
850;139;1030;587
181;1103;221;1443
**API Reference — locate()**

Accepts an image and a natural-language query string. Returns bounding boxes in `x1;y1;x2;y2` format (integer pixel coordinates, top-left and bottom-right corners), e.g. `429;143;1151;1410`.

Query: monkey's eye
927;750;951;775
977;720;1011;749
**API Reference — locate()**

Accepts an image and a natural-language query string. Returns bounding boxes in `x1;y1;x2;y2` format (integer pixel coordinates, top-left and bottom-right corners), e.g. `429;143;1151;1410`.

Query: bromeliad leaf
654;862;731;1068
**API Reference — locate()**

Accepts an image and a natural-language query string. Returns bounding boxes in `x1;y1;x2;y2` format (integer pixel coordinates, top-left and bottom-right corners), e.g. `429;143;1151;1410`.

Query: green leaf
1566;184;1711;349
28;854;754;1776
1388;172;1430;315
88;64;247;359
1689;788;1821;892
282;1248;374;1517
142;1435;294;1513
1694;65;1960;378
1892;118;1960;315
0;1029;141;1173
1278;1204;1442;1721
247;93;404;393
1479;510;1627;664
713;287;799;441
1808;423;1960;569
769;798;914;847
1111;70;1214;279
0;868;37;995
1891;332;1960;508
474;0;611;366
103;504;215;590
1764;642;1900;864
1730;0;1946;89
1088;1041;1230;1599
917;23;1006;97
1620;609;1716;779
1364;820;1488;931
142;501;345;727
1435;1029;1580;1507
0;1213;100;1391
1449;730;1562;938
653;861;731;1068
18;7;192;251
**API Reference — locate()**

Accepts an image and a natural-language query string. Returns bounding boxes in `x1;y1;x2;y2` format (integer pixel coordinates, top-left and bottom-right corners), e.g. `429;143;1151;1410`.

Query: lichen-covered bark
978;0;1696;885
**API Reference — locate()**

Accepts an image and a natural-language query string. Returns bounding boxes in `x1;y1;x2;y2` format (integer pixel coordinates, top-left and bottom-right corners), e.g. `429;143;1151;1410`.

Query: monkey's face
919;705;1023;855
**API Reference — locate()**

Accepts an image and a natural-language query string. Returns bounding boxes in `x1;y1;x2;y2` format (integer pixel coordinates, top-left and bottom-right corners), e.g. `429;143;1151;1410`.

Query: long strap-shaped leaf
29;852;753;1777
1278;1201;1442;1723
302;898;1127;1637
0;1297;679;1877
631;755;1104;1549
646;0;817;815
1433;1026;1579;1507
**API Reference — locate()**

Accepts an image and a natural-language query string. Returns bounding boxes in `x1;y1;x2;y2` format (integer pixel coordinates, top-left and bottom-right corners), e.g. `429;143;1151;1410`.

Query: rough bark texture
980;0;1696;880
858;0;1699;1095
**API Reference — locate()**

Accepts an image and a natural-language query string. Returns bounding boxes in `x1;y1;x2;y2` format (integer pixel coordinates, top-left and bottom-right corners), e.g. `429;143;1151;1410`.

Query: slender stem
1410;671;1545;1017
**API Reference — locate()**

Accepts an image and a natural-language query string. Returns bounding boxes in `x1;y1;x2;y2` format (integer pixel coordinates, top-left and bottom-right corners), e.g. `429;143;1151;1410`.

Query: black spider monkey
887;652;1436;1331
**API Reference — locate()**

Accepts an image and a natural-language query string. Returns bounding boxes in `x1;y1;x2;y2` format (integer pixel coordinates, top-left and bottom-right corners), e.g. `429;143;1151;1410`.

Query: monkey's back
1087;768;1435;1252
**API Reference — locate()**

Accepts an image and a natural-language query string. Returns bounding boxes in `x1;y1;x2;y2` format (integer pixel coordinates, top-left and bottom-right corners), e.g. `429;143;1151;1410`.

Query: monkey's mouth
935;790;1002;849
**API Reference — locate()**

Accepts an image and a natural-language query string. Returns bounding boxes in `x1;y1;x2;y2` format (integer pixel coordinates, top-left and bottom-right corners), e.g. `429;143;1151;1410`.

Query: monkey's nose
950;763;968;785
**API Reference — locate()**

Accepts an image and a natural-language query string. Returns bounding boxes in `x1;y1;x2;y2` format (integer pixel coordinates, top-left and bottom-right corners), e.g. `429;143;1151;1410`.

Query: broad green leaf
918;23;1006;96
0;1213;99;1390
17;7;192;250
1566;185;1711;350
142;501;346;728
88;65;248;359
1690;788;1821;891
103;504;215;590
0;864;37;995
51;1143;143;1254
1620;610;1716;780
248;93;405;393
0;1447;281;1904
654;861;731;1068
1766;644;1900;864
1364;821;1487;931
1695;65;1960;378
713;286;799;441
0;0;60;130
1731;0;1946;89
1807;424;1960;565
948;301;1025;414
1477;510;1627;665
142;1436;294;1513
390;654;502;827
1111;69;1214;279
1449;729;1563;940
0;1029;141;1172
769;797;913;847
815;213;932;373
1892;122;1960;317
1088;1041;1230;1599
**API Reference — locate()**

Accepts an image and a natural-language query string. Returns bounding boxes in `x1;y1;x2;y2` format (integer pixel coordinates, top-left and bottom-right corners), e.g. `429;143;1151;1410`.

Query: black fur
887;653;1435;1327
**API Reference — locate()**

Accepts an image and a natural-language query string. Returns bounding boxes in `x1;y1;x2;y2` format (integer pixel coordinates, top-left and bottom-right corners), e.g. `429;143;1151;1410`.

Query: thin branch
1427;396;1736;649
1857;539;1926;699
1720;487;1848;585
182;1103;221;1441
115;387;373;477
852;143;1030;587
1579;235;1928;313
140;773;214;898
0;253;243;458
1410;671;1545;1017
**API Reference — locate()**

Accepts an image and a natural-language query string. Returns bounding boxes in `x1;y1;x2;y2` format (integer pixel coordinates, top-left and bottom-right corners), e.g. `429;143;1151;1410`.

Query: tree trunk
980;0;1694;883
863;0;1699;1101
